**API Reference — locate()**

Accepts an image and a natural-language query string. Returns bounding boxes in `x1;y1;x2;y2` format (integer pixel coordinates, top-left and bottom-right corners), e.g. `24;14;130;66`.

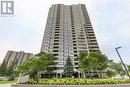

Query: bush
25;78;130;85
26;80;37;84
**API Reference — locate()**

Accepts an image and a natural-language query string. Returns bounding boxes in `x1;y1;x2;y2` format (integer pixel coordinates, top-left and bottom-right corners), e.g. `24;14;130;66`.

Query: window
55;26;60;28
54;37;59;39
74;51;77;53
53;50;59;52
54;40;59;42
54;43;59;45
55;32;60;33
72;35;75;37
74;54;77;57
75;63;78;65
53;54;58;56
73;47;77;49
73;44;77;46
72;30;75;32
74;58;78;61
72;33;75;34
53;46;59;49
55;34;59;36
73;38;76;40
73;41;76;43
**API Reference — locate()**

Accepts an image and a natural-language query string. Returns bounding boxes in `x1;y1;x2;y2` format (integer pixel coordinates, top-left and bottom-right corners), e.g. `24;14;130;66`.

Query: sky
0;0;130;64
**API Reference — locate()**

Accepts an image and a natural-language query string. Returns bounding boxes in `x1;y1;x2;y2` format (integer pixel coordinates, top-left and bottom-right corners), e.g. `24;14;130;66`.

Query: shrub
26;80;37;84
26;78;130;85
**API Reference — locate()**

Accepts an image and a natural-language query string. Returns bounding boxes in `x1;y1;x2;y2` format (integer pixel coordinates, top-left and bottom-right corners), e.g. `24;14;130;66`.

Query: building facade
1;50;33;70
41;4;100;73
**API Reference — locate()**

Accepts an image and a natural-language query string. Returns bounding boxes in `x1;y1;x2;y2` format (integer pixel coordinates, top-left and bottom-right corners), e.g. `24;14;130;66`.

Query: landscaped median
11;78;130;87
0;80;16;84
26;78;130;85
11;84;130;87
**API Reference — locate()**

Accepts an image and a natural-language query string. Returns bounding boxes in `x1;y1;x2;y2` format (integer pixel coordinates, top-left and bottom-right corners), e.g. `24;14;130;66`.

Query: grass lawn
0;80;16;84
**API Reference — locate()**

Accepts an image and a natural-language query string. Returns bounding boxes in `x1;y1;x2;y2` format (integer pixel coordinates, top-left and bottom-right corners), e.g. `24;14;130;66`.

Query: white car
112;75;129;79
123;75;129;79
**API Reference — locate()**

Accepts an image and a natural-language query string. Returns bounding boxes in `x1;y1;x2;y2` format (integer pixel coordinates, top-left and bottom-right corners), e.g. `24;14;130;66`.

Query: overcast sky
0;0;130;64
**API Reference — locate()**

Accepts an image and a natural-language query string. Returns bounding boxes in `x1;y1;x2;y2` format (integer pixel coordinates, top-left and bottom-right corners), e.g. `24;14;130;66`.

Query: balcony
53;50;59;52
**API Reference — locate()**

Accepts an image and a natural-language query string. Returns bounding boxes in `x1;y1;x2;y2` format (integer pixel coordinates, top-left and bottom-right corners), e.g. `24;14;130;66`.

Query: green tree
63;56;74;78
0;65;14;80
108;62;124;76
17;52;57;81
79;51;109;78
79;51;90;78
36;52;57;78
89;52;109;70
0;65;7;76
127;65;130;72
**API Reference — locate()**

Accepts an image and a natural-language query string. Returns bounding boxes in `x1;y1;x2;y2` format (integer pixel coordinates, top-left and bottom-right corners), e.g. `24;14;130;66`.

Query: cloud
91;0;130;64
0;0;130;64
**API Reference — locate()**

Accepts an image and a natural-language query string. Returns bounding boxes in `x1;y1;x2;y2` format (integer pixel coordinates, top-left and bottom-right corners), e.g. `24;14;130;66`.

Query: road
0;84;11;87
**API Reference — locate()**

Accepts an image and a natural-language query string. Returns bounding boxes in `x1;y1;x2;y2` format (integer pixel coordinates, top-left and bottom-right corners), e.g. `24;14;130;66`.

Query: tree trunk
99;70;102;78
78;72;80;78
49;73;50;78
56;73;58;78
83;72;86;78
31;72;39;83
89;71;91;78
96;70;100;78
60;73;62;78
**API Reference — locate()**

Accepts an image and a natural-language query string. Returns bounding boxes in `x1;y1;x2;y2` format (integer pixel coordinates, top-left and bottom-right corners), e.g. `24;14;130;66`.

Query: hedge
26;78;130;85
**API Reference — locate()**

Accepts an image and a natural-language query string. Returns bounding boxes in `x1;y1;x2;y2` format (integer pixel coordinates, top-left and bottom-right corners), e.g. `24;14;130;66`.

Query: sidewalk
0;84;11;87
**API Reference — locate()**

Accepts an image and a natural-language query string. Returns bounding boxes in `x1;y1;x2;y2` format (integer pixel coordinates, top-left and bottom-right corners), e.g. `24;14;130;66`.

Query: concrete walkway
11;84;130;87
0;83;11;87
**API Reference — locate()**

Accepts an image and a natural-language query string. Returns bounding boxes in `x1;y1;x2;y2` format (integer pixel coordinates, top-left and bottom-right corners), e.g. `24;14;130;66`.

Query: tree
89;52;109;70
17;58;40;81
79;51;90;78
127;65;130;72
17;52;57;81
108;62;124;76
0;65;7;76
79;51;109;78
63;56;74;78
0;65;14;80
38;53;58;78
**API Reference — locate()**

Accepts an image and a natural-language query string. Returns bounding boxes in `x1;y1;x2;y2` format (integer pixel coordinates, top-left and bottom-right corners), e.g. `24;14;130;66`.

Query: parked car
112;75;129;79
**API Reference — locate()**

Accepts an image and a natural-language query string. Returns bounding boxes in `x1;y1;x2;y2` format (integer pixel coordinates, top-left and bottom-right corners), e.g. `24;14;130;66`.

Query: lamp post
115;46;130;78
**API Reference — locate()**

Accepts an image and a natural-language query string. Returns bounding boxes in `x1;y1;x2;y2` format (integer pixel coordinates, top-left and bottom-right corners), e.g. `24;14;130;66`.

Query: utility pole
115;46;130;79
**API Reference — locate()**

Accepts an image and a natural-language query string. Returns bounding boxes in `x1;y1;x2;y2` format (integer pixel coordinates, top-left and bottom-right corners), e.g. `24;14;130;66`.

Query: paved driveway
0;84;11;87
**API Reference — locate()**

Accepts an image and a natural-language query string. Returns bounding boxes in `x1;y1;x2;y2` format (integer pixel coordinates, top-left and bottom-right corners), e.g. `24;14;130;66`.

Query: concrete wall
11;84;130;87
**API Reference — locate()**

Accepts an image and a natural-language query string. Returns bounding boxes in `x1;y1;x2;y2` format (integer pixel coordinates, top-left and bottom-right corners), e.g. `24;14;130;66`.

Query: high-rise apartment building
41;4;100;72
1;51;33;70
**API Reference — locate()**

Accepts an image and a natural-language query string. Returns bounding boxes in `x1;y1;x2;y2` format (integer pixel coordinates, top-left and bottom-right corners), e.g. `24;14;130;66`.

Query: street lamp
115;46;130;78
